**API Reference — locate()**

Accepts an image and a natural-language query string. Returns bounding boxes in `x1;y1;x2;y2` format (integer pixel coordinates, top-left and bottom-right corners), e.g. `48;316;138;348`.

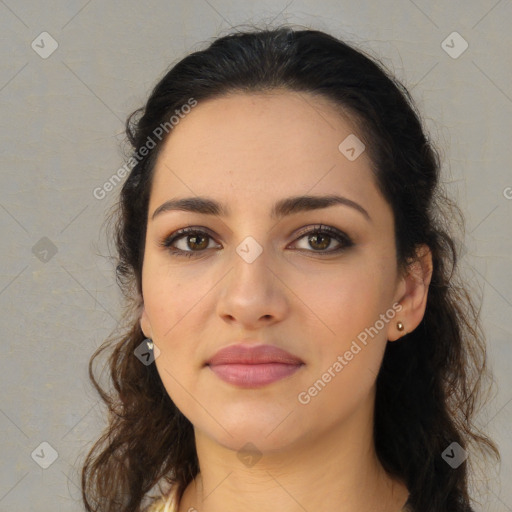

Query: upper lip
206;342;304;366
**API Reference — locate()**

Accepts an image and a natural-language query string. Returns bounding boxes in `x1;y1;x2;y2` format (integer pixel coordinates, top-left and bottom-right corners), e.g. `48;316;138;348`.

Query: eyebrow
151;194;371;222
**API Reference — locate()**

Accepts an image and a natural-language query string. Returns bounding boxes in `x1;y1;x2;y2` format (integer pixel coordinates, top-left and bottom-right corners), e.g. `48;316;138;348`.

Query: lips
205;343;304;388
206;343;304;366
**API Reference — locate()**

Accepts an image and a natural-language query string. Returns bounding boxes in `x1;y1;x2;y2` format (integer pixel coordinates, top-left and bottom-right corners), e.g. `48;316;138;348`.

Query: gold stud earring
397;321;404;332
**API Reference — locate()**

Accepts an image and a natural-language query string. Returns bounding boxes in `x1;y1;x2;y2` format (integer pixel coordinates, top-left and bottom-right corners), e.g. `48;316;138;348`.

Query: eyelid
292;224;351;242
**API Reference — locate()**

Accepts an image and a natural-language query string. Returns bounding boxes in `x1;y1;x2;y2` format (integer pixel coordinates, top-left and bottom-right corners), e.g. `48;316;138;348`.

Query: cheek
293;261;386;332
289;258;396;383
142;258;199;334
292;268;391;413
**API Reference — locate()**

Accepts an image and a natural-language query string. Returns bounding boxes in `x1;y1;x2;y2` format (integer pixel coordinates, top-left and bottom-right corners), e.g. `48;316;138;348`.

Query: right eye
158;227;220;258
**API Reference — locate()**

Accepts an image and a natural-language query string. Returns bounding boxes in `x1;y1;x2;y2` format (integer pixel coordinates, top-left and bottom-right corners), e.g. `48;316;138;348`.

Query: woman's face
140;90;406;453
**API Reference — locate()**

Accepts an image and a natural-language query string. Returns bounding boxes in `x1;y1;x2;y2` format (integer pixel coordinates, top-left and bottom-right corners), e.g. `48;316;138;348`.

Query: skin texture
140;90;433;512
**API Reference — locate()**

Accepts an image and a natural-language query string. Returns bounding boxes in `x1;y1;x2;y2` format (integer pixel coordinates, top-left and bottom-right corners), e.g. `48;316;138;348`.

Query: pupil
311;234;329;250
190;235;207;250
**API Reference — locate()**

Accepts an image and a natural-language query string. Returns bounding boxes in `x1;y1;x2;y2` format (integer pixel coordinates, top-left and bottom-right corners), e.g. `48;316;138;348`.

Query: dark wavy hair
81;24;500;512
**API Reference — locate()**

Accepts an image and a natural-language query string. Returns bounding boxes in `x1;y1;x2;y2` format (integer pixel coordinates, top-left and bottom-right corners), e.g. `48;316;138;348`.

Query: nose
215;238;289;329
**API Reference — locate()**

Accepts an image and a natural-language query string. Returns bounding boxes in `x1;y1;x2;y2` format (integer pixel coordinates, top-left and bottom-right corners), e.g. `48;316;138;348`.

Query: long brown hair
81;25;500;512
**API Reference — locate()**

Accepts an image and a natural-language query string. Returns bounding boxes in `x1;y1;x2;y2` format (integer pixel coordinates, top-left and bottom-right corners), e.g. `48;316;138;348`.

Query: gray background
1;1;511;511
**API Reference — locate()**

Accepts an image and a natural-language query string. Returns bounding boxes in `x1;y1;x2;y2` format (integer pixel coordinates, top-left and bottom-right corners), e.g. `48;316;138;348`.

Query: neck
178;391;409;512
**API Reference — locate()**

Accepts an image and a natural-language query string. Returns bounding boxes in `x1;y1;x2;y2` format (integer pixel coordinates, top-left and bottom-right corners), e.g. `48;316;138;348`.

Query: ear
388;244;433;342
140;304;153;340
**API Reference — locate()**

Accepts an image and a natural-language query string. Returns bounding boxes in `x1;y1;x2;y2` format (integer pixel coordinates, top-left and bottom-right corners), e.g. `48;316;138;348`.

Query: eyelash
158;224;354;259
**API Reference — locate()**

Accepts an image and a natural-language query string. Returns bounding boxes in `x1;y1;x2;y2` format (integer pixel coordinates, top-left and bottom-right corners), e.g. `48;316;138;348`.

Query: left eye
159;224;354;258
292;225;353;253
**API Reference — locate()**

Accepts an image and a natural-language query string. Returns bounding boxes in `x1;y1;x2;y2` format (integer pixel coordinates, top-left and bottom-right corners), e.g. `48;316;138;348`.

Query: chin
192;405;308;454
210;425;303;456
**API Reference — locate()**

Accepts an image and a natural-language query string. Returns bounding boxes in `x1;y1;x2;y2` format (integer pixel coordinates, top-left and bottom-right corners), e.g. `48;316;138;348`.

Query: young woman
81;26;500;512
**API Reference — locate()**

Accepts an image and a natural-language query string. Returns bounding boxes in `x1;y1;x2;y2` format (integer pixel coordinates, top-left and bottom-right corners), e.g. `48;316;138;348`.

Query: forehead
149;90;384;218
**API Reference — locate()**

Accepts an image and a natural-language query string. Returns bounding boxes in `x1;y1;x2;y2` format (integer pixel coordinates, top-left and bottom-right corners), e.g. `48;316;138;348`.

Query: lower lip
207;363;303;388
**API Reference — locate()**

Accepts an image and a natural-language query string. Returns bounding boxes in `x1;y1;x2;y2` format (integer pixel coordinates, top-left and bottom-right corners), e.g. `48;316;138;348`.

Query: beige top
146;486;179;512
147;486;411;512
